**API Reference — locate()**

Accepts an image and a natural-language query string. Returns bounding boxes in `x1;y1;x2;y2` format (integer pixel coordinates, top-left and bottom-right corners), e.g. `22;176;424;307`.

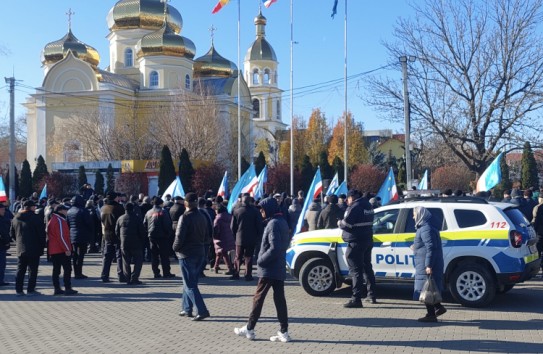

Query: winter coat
100;199;125;243
199;208;213;245
47;213;71;255
144;206;172;240
339;197;374;243
412;207;444;300
304;202;321;231
532;203;543;235
213;211;235;253
288;202;302;233
520;198;537;221
173;208;208;259
317;203;344;229
66;196;93;245
116;210;146;252
0;214;11;251
169;203;186;232
230;203;264;247
11;210;46;257
256;198;290;281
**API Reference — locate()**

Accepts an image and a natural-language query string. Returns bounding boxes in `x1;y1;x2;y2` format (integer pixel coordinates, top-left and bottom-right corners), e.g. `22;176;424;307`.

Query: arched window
264;69;271;85
252;69;259;85
185;74;191;89
252;98;260;118
150;71;159;88
124;48;133;67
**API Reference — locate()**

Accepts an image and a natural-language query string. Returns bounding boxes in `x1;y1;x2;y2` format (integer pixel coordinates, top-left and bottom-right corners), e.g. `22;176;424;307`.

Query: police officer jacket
338;197;374;243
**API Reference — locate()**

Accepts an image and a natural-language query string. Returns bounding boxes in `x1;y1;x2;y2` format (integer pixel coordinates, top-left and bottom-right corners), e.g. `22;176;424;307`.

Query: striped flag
476;152;503;192
227;164;257;213
39;184;47;200
163;177;185;198
0;176;7;202
217;171;229;200
263;0;277;8
295;168;322;234
417;170;428;190
376;168;399;206
334;180;348;197
326;172;339;196
253;165;268;200
212;0;230;14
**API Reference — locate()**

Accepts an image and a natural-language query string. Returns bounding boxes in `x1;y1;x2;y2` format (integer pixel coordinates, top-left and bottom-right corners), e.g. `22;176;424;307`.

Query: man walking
338;189;377;307
173;192;210;320
144;197;175;278
116;203;146;285
100;192;125;282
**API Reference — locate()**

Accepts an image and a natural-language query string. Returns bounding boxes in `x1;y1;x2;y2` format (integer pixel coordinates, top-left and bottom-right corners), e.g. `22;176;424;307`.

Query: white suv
286;196;541;307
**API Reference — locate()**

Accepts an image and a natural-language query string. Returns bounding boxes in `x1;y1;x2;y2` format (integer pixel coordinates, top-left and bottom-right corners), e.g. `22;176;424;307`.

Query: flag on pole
476;152;503;192
39;184;47;200
227;164;257;213
334;180;348;197
163;177;185;199
376;168;399;206
326;172;339;196
253;165;268;201
212;0;230;14
263;0;277;8
217;171;229;200
417;170;428;190
0;176;7;202
331;0;339;18
295;168;322;234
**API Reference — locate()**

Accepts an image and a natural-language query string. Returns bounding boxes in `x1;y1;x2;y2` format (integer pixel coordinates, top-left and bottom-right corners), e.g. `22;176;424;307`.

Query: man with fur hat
144;197;175;278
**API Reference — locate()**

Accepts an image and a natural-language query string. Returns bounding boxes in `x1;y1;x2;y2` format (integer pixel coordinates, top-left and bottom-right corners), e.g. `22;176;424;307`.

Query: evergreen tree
158;145;176;195
78;165;88;188
95;170;105;195
332;156;344;183
493;152;512;199
20;160;33;198
397;157;406;186
178;148;195;192
521;142;539;189
318;150;333;181
254;151;267;175
4;166;20;199
106;163;115;193
241;157;250;178
300;155;315;193
32;155;49;192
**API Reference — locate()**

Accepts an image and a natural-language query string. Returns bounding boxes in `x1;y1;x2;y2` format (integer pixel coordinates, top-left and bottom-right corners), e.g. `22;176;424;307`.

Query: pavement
1;253;543;354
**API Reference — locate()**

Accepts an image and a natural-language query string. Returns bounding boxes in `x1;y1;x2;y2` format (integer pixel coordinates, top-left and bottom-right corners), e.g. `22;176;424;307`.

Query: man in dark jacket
140;196;153;262
230;195;264;281
173;192;210;320
169;196;185;260
100;192;125;282
303;199;321;231
12;201;46;296
116;203;146;285
66;195;93;279
144;197;175;278
198;198;214;275
338;189;376;307
317;195;344;229
0;203;12;286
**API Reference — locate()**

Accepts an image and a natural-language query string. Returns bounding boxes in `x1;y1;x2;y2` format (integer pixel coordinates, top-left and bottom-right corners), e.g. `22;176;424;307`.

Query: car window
454;209;487;228
405;208;447;233
373;209;400;234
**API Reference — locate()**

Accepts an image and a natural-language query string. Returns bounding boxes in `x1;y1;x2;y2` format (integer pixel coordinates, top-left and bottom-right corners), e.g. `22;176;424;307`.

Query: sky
0;0;415;134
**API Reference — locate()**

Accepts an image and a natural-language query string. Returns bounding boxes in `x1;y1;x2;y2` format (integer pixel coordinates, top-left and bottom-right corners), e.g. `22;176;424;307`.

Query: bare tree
366;0;543;175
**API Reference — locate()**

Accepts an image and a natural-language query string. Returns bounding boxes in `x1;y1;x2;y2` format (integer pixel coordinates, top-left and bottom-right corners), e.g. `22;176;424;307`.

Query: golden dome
254;12;267;26
245;12;276;61
193;44;238;79
137;22;196;59
41;30;100;67
107;0;182;34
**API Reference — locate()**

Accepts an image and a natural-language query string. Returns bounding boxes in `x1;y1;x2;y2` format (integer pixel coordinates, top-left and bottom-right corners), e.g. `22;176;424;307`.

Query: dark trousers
150;238;172;276
15;255;40;293
72;242;87;277
235;245;255;277
51;253;72;290
362;243;377;299
345;239;373;301
200;244;210;273
101;241;123;280
122;249;143;282
0;249;6;282
537;236;543;270
247;277;288;333
425;303;444;316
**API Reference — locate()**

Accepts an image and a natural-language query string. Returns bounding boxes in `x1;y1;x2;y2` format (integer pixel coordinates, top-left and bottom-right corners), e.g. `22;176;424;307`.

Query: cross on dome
66;8;75;31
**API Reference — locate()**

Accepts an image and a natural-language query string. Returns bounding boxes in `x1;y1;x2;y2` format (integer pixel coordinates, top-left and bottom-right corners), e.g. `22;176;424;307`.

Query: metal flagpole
5;76;15;204
343;0;348;184
237;0;242;179
290;0;294;196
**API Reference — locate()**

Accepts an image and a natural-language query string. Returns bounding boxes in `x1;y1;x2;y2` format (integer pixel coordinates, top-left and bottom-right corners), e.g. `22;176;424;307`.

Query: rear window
405;208;447;233
504;208;529;228
454;209;487;228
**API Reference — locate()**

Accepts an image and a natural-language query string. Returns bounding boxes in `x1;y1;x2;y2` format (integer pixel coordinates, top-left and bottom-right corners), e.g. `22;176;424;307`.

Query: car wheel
299;257;336;296
448;262;496;307
496;284;515;294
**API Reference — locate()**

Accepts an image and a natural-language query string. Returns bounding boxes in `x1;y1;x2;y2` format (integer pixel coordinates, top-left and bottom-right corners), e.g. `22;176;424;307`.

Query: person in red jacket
47;204;78;295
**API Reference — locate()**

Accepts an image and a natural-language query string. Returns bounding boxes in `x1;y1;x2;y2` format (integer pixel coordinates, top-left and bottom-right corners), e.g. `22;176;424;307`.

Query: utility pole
399;56;416;189
4;76;15;204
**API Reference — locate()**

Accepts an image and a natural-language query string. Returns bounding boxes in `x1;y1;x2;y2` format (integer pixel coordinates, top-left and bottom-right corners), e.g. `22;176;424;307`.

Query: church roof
97;69;140;90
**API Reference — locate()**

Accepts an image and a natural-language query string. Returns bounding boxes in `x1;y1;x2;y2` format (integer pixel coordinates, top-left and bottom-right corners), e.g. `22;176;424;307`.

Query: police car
286;195;541;307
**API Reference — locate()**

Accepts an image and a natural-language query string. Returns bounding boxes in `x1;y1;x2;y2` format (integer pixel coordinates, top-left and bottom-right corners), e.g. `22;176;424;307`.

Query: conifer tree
20;160;33;198
78;165;88;188
493;152;512;199
158;145;176;195
255;151;267;176
32;155;49;192
178;148;195;192
240;157;250;178
332;156;344;183
95;170;105;195
521;141;539;189
5;166;20;199
318;150;333;181
106;163;115;193
300;155;315;193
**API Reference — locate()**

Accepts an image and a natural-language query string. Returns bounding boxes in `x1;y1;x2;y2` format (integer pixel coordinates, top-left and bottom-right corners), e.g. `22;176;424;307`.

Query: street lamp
399;55;416;189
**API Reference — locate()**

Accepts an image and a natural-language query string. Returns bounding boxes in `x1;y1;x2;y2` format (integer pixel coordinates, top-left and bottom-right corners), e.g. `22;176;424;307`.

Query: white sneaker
270;331;291;343
234;325;255;340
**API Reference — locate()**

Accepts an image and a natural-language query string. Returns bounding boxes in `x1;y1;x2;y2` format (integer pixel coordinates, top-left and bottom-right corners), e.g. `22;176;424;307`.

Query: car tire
299;257;336;296
448;262;496;307
496;284;515;294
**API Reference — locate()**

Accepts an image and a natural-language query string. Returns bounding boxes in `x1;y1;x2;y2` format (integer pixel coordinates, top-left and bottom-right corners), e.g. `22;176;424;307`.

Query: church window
124;48;133;67
150;71;159;88
252;69;260;85
276;101;281;119
274;71;278;84
185;74;191;89
264;69;271;85
252;98;260;118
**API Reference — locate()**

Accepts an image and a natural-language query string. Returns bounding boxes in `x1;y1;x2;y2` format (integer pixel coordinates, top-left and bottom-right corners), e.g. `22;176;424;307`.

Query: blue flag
376;168;399;206
334;180;348;197
163;177;185;199
39;184;47;200
217;171;229;200
417;170;428;190
331;0;338;18
295;168;322;234
253;165;268;201
476;152;503;192
0;176;7;202
326;173;339;196
227;164;257;213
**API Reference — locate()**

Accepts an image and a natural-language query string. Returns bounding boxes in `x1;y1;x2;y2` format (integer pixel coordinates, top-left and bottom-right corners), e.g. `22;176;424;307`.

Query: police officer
338;189;376;308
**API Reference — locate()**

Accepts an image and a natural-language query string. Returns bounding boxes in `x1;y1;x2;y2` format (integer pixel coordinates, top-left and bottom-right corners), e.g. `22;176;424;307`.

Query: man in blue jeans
173;192;210;321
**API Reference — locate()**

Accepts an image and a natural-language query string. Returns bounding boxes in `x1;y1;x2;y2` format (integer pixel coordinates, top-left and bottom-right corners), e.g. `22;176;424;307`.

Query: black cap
153;197;164;206
173;196;183;201
185;192;198;203
347;189;361;198
23;200;36;208
106;191;118;200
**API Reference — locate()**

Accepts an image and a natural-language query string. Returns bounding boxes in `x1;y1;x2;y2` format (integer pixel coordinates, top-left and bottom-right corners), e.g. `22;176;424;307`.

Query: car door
372;208;401;277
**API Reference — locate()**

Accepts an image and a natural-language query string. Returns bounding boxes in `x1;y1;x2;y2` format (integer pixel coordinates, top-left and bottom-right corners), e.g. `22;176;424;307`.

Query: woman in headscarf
411;206;447;322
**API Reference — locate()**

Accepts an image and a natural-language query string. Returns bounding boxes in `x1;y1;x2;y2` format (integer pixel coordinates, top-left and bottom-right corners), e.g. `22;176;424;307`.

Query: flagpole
343;0;348;185
237;0;242;179
290;0;294;196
